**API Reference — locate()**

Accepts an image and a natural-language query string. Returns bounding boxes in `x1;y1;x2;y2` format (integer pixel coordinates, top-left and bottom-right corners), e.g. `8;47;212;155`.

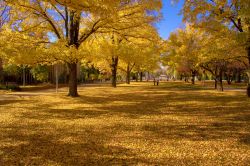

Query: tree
163;25;203;84
86;23;161;87
118;36;161;84
181;0;250;96
0;1;10;83
198;25;248;91
2;0;162;96
163;22;248;91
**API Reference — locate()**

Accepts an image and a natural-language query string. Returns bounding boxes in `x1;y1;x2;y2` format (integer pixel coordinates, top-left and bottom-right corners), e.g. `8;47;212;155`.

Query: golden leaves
2;0;162;68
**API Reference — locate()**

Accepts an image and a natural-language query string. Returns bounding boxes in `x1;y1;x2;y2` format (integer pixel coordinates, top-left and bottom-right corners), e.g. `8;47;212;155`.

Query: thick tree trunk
247;84;250;97
140;72;143;82
126;64;130;84
111;56;118;87
66;10;81;97
68;62;78;97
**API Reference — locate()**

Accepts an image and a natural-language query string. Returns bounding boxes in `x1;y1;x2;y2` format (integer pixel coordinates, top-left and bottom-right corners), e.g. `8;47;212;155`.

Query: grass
0;82;249;165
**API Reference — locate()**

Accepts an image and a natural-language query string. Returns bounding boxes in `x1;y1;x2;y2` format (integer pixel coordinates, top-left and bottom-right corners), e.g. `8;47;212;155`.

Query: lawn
0;82;249;165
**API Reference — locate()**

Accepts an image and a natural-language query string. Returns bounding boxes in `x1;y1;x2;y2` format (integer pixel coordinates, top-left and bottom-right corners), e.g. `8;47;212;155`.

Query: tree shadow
0;100;26;106
0;82;249;165
0;123;165;165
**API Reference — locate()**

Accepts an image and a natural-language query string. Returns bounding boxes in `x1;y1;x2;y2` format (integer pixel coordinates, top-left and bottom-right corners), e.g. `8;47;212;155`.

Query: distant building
159;75;168;81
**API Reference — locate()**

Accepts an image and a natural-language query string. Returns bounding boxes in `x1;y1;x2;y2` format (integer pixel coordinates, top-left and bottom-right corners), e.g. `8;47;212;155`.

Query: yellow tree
198;26;247;91
119;40;161;84
118;42;139;84
181;0;250;95
133;42;162;82
3;0;162;96
117;27;161;84
163;25;203;84
0;1;10;83
86;23;161;87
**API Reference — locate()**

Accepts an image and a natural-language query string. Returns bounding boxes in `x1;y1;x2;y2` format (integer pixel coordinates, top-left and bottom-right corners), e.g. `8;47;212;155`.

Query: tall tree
118;33;161;84
0;1;10;83
3;0;161;96
163;25;203;84
181;0;250;96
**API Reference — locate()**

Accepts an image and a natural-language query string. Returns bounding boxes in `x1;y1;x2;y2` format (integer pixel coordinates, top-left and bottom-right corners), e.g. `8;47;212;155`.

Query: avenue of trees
163;0;250;96
0;0;162;96
0;0;250;97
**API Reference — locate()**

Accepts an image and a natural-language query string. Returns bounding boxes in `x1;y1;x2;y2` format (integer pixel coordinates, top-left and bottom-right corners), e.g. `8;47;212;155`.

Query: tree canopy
1;0;162;96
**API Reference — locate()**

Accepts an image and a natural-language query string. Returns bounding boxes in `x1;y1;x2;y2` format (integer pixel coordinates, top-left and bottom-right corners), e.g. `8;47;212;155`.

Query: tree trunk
68;62;78;97
184;77;187;82
214;66;218;89
226;73;232;85
247;45;250;97
215;78;218;89
48;65;53;84
202;70;206;86
219;69;223;91
248;46;250;66
135;72;138;82
227;77;232;85
0;58;3;84
247;71;250;97
180;74;183;81
191;70;196;84
247;84;250;97
111;56;118;87
236;69;241;83
126;64;130;84
22;66;26;86
140;72;143;82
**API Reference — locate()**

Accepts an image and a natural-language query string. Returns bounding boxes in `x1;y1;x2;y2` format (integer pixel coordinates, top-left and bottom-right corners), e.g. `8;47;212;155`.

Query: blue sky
157;0;184;39
48;1;184;42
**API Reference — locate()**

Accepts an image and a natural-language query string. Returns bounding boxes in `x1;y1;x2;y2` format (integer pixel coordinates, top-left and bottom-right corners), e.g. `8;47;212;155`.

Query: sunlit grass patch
0;81;249;165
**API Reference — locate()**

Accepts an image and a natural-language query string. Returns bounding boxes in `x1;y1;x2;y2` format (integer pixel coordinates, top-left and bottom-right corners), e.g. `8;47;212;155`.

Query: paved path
0;88;67;101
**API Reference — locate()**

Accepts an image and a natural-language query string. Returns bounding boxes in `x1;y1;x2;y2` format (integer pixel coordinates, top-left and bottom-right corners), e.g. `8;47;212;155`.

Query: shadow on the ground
0;125;163;165
0;99;26;105
0;82;249;165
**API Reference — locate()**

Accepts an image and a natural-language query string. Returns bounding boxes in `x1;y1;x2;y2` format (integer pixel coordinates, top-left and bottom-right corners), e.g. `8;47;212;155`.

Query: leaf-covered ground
0;82;249;165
